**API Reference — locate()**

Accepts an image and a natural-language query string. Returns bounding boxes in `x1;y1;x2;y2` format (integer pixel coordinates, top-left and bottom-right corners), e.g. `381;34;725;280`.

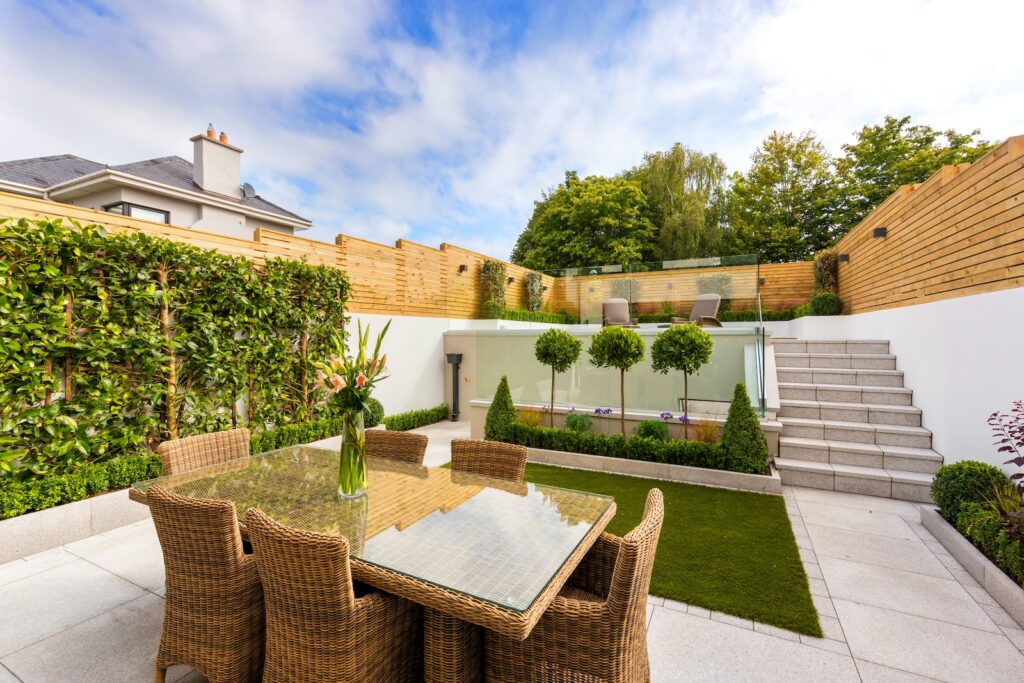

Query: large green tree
831;115;995;234
725;131;835;262
511;173;655;270
626;143;727;261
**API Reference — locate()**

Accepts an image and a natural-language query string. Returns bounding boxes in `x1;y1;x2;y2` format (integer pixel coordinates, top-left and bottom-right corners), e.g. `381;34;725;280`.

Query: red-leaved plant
990;401;1024;494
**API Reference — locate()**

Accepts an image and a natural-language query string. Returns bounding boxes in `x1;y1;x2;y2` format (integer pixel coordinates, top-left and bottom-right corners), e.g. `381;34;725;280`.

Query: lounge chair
688;293;723;327
601;298;638;328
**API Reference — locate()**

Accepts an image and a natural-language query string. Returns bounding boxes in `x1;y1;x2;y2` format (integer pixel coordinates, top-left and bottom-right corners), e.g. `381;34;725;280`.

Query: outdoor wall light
839;253;850;262
759;277;766;285
873;227;888;238
458;264;468;273
666;282;673;290
542;286;548;292
507;276;515;284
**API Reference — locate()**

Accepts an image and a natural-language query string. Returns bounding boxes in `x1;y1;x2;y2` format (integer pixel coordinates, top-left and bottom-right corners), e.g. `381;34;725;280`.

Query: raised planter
0;488;150;564
526;446;783;495
920;506;1024;628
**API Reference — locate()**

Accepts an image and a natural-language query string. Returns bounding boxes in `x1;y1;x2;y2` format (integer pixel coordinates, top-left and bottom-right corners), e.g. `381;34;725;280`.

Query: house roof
0;154;309;224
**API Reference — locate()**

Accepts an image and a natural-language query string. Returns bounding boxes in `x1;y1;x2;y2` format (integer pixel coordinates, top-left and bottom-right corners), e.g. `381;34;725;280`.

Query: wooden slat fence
834;135;1024;313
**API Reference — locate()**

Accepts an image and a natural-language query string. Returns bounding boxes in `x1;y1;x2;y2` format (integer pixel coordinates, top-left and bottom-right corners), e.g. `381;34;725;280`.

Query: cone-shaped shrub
485;375;517;441
721;383;768;474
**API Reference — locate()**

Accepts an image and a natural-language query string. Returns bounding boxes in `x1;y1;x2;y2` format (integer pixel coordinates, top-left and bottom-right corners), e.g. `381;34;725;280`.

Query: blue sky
1;0;1021;259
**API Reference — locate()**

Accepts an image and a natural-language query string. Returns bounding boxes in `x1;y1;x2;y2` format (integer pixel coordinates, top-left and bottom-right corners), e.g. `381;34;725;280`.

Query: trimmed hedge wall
250;416;347;454
383;403;450;431
501;423;730;471
0;453;163;520
502;309;580;324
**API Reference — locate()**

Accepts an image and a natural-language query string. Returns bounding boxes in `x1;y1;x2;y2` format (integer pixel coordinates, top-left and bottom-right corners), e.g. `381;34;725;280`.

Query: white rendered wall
765;287;1022;470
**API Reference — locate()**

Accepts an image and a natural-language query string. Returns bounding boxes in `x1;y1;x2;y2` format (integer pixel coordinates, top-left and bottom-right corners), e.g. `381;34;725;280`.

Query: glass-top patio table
130;444;616;682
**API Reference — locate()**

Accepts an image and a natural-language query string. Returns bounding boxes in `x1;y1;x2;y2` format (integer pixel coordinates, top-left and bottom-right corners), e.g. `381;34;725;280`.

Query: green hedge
635;307;807;324
501;423;730;471
502;308;579;324
931;460;1007;522
383;403;450;431
250;416;348;454
957;502;1024;585
0;453;163;520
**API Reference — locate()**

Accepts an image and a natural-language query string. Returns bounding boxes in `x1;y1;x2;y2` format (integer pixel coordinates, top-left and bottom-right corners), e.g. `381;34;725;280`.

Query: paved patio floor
2;422;1023;681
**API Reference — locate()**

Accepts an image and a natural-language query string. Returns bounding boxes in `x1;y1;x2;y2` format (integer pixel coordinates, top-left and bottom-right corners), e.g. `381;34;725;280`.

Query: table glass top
133;445;613;612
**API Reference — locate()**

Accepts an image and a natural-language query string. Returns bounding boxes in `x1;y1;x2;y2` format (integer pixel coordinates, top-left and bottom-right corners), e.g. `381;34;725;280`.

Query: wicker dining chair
245;508;423;683
148;486;264;683
484;488;665;683
366;429;428;465
450;439;528;483
157;427;250;476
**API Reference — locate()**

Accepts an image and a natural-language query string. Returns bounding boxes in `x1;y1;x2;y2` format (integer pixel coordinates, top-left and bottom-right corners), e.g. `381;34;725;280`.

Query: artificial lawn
523;463;822;637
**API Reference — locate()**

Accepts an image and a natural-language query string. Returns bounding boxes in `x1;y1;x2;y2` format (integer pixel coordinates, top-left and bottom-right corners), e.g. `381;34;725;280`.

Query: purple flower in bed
660;411;673;421
677;415;690;424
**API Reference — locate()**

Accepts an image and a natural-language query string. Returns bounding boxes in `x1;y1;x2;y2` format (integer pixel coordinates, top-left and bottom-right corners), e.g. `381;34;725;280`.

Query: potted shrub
587;326;645;438
534;329;582;427
650;323;714;439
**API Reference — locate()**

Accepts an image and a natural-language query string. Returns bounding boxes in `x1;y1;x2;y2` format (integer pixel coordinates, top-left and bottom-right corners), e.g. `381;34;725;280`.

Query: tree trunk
620;368;626;439
550;367;556;428
63;270;74;401
300;326;309;415
158;268;177;439
683;372;689;441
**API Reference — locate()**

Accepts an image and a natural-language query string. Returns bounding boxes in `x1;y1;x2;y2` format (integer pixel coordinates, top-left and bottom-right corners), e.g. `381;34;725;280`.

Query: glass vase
338;410;367;498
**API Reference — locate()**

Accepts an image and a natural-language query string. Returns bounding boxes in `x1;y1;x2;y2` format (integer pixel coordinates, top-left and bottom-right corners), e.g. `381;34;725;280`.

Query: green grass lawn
523;463;822;637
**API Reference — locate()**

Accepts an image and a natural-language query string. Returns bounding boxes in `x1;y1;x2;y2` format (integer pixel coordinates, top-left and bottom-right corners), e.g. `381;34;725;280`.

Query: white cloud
0;0;1021;261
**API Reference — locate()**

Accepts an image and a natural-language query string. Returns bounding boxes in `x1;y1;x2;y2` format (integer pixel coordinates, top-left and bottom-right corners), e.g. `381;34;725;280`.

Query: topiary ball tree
534;329;582;427
721;383;769;474
588;326;645;438
651;323;714;440
485;375;517;441
931;460;1007;522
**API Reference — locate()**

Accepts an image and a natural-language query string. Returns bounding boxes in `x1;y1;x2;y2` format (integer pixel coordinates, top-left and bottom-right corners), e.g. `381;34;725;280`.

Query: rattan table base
424;608;483;683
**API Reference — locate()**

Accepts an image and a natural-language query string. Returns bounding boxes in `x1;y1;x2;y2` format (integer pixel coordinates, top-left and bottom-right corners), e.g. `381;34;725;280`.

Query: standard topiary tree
651;323;714;439
362;397;385;428
535;329;582;427
931;460;1008;522
588;326;645;438
485;375;517;441
721;383;769;474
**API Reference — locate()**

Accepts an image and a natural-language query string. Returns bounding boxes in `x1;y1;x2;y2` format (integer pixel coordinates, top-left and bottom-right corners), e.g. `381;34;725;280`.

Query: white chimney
190;127;243;197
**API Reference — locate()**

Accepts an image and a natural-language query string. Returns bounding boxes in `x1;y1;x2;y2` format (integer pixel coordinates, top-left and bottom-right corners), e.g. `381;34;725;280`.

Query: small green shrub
565;411;593;433
931;460;1007;521
635;420;668;441
484;376;517;441
721;383;768;474
382;403;450;431
957;502;1024;585
363;397;385;428
814;249;839;293
810;291;843;316
0;453;162;520
792;303;812;318
503;309;579;324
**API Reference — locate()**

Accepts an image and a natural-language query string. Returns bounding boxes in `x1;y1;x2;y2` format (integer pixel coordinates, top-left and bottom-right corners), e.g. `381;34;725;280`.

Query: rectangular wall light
873;227;888;238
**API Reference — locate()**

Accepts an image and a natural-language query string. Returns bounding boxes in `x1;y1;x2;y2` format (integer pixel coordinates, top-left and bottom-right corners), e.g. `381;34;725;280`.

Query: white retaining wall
765;287;1022;470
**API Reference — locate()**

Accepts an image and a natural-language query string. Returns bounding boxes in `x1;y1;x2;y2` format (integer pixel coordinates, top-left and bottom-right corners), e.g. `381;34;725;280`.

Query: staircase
773;339;940;502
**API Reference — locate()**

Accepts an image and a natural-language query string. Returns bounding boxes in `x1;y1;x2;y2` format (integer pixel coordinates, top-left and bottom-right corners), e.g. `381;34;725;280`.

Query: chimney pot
219;131;229;144
206;123;216;139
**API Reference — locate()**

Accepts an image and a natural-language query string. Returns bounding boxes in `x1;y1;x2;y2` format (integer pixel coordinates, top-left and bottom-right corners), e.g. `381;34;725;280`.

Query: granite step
775;352;898;371
774;457;934;502
773;339;890;355
778;437;942;474
778;399;922;426
779;417;932;449
778;382;914;406
776;367;905;388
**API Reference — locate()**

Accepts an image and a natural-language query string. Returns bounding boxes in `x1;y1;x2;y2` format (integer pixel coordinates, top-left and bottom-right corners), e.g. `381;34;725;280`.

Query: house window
103;202;170;224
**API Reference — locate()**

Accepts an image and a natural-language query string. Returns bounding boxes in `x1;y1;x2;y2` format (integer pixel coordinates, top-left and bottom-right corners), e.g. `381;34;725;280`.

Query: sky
1;0;1021;259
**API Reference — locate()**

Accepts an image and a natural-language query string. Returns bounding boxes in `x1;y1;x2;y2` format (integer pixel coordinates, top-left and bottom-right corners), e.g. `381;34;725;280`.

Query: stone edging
0;489;150;564
526;446;783;495
920;506;1024;628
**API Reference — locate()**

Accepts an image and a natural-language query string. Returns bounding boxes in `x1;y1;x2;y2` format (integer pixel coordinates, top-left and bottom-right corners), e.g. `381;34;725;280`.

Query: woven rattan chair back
366;429;428;465
148;485;264;683
450;439;528;483
157;428;250;476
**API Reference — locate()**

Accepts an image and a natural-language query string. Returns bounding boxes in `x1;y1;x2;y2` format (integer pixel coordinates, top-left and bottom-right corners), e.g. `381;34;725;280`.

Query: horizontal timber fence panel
834;136;1024;314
